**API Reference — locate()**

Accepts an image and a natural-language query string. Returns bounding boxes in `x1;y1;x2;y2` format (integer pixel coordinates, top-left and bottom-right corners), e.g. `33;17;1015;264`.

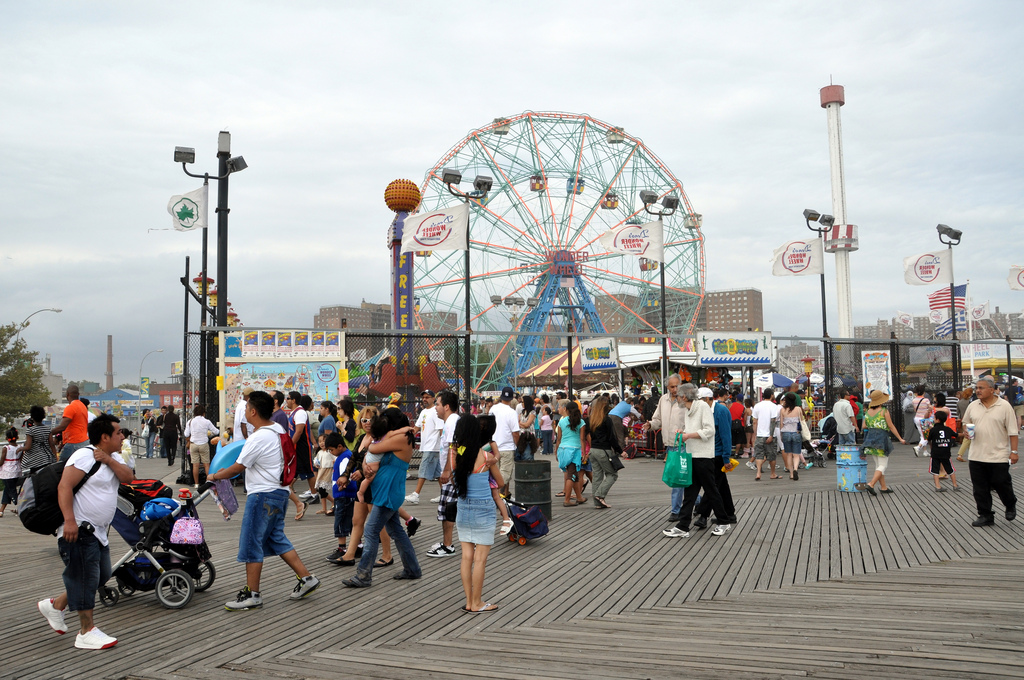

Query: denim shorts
58;533;111;612
781;431;802;454
237;489;294;562
418;450;441;480
455;497;496;545
333;496;354;538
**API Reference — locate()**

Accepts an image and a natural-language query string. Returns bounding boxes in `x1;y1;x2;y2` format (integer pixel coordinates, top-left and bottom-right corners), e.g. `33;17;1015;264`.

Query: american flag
927;284;966;311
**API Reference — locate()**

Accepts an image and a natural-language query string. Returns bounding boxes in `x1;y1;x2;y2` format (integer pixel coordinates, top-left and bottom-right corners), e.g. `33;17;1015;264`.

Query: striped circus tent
518;347;585;378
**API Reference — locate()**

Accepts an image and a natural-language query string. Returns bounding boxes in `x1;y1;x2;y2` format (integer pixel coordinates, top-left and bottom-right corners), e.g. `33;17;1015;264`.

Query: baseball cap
697;387;714;400
242;387;255;396
420;389;435;397
500;386;515;400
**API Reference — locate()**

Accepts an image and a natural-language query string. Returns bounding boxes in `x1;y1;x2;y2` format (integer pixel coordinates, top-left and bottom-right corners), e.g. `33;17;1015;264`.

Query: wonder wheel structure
412;111;704;393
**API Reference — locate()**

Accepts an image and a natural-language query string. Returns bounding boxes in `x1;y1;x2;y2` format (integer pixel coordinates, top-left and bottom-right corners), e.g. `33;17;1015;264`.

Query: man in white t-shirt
751;389;781;480
427;390;460;558
38;413;134;650
208;391;320;611
233;387;253;441
489;386;521;498
406;390;444;505
184;404;219;491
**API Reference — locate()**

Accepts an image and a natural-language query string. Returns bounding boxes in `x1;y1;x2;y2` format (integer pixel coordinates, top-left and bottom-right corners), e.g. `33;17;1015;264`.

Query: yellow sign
171;360;184;376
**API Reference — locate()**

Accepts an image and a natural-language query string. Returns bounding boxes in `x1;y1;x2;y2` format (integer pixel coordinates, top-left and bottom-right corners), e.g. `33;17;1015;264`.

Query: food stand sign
695;332;773;366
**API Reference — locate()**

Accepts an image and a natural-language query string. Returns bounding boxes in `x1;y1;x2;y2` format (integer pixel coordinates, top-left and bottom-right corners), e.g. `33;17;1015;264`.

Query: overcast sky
2;1;1022;385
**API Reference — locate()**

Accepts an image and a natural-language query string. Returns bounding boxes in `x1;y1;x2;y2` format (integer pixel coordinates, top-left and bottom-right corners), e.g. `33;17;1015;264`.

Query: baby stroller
807;436;831;468
503;499;549;546
101;480;216;609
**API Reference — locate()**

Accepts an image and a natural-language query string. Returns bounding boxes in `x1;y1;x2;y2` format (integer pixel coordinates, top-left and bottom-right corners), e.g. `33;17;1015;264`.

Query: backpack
278;430;298;487
18;456;102;536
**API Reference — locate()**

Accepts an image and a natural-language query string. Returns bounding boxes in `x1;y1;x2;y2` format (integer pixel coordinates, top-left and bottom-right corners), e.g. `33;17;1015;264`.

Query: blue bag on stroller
504;499;549;545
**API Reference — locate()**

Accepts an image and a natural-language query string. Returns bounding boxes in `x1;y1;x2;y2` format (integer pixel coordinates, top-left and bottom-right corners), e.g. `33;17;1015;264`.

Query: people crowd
8;371;1020;651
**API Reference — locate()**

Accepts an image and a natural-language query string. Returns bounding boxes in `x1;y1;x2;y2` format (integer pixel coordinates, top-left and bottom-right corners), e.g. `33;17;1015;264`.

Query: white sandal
499;519;513;535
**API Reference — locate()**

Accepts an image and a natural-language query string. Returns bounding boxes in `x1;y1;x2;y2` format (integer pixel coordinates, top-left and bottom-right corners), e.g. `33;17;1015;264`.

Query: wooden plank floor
2;449;1022;679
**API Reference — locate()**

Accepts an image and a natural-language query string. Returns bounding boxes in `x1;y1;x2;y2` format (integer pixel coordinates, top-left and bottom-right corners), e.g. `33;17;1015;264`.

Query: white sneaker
745;460;756;470
405;492;420;504
75;626;118;649
711;524;733;536
429;496;442;503
38;598;68;634
289;574;321;600
662;527;690;538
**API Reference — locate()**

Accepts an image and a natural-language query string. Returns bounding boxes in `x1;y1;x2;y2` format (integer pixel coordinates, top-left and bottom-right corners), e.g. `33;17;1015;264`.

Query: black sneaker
1006;509;1017;522
693;518;708;531
668;513;681;522
325;549;345;564
972;515;995;527
406;517;422;537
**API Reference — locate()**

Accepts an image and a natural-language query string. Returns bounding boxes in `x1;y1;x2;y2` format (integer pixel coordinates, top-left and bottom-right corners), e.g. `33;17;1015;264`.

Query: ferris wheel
412;111;705;393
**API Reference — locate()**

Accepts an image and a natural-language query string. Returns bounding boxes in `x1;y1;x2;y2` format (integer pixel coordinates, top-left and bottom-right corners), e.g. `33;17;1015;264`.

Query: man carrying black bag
37;414;135;650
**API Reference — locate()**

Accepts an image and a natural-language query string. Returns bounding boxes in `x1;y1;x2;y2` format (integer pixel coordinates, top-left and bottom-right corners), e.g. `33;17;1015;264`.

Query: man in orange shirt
51;384;91;462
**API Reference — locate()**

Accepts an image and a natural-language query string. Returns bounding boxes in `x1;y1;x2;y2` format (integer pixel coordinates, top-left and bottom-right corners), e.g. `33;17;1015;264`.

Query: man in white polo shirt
751;388;781;481
406;390;444;505
962;376;1018;527
489;386;521;499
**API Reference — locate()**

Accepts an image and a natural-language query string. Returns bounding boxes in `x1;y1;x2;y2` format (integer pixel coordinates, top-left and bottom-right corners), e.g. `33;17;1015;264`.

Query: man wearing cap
490;387;521;498
962;376;1018;527
406;390;443;505
233;388;254;441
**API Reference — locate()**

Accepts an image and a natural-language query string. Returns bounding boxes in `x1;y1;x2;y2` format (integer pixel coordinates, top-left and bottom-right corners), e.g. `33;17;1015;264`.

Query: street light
444;169;494;403
138;348;164;429
640;191;678;387
16;308;62;342
804;208;833;402
175;131;247;329
937;224;964;388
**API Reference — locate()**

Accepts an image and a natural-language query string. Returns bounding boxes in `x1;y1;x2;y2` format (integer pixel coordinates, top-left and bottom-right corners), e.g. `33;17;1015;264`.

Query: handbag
661;434;692;488
169;517;205;545
610;454;625;471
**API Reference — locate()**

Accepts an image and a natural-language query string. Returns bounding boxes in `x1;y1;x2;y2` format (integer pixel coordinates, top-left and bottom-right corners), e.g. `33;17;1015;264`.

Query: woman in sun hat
855;390;906;496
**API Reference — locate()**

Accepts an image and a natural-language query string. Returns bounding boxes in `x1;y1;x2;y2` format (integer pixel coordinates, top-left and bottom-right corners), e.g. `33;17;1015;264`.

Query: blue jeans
237;489;294;562
541;430;553;454
353;504;421;583
671;486;685;514
781;431;802;454
58;533;111;612
146;432;157;458
838;431;856;445
59;440;89;463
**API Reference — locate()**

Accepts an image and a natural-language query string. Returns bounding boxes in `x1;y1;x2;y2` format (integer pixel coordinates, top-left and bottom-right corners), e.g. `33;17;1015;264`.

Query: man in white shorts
406;390;444;505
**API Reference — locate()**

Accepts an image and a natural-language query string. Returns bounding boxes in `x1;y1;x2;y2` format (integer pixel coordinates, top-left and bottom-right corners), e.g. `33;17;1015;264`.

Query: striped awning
518;347;585;379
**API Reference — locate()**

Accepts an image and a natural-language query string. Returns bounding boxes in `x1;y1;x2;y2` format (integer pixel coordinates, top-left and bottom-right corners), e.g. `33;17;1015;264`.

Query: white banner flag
770;239;824;276
1008;266;1024;291
400;203;469;254
167;185;208;232
969;301;991;321
598;220;664;262
895;311;914;329
929;308;948;324
903;250;953;286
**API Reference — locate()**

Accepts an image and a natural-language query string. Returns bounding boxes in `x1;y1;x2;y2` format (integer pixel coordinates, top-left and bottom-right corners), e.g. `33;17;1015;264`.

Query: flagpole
967;278;976;379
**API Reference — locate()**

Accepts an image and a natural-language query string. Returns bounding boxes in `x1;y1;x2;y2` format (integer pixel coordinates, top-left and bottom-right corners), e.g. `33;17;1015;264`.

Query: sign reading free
695;331;773;366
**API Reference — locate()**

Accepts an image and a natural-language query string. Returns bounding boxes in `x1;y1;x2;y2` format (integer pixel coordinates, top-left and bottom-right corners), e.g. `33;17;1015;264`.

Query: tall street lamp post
804;208;834;401
443;169;493;403
138;348;163;424
640;191;679;388
16;308;62;342
937;224;963;389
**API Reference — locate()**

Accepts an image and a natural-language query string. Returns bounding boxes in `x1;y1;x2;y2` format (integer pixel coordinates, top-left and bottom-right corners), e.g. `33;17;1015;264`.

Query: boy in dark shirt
927;410;960;492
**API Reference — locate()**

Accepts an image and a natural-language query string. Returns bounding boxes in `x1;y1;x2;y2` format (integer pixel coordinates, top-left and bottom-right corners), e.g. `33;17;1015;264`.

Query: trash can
514;459;552;521
835;444;867;492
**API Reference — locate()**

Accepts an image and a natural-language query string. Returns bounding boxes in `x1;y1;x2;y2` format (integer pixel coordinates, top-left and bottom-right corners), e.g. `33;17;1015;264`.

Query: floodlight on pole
640;189;678;387
16;307;62;342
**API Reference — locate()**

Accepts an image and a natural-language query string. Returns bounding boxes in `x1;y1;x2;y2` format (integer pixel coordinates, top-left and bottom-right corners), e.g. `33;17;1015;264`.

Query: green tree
0;323;55;424
117;383;139;390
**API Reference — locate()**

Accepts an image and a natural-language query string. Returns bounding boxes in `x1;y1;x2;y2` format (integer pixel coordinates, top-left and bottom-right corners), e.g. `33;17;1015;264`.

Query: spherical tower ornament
384;179;421;213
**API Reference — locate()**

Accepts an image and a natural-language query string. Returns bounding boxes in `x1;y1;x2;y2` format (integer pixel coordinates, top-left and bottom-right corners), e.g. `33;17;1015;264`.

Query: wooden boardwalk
1;450;1022;679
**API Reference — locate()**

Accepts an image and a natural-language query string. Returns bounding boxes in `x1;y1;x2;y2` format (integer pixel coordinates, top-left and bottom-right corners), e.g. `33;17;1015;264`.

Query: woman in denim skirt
453;415;503;613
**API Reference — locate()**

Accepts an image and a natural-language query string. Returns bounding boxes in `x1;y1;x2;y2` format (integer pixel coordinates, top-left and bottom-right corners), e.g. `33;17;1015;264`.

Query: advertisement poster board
695;332;773;366
223;361;342;411
242;331;259;356
260;331;276;357
277;331;293;357
580;337;618;372
861;350;892;396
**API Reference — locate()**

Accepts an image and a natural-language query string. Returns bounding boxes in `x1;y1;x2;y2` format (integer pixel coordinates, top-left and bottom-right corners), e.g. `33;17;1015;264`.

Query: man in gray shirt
832;388;858;445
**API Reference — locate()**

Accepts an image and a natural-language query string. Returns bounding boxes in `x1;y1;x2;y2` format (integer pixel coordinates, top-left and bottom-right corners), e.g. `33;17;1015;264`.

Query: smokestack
106;335;114;391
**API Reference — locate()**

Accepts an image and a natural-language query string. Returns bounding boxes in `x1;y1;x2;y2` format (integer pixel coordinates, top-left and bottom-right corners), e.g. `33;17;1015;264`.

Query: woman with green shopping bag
659;383;733;538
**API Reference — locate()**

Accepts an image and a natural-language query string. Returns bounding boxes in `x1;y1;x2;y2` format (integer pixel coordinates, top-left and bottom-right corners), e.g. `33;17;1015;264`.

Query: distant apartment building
314;300;391;330
695;288;764;332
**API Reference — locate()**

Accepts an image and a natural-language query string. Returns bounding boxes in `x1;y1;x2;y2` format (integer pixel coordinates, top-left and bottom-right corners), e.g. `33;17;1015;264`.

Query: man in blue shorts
208;391;320;611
